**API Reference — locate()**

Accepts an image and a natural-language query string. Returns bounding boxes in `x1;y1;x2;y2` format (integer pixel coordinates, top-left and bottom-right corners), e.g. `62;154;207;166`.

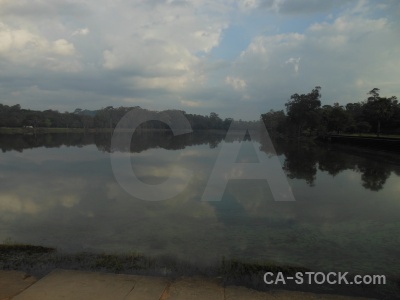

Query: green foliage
356;121;371;134
0;104;242;130
285;86;322;136
265;87;399;137
363;88;398;136
261;109;286;135
0;243;55;255
321;103;350;133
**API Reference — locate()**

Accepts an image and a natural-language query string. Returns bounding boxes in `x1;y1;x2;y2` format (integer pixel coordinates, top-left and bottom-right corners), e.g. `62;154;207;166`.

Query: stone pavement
1;270;375;300
0;271;37;300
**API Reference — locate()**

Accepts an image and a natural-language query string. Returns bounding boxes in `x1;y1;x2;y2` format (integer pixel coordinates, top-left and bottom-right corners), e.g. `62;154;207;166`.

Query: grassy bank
0;127;115;134
1;243;399;299
0;127;183;134
335;133;400;139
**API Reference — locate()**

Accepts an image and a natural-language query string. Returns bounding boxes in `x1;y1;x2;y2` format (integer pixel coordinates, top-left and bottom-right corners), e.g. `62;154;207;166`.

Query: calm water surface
1;131;399;276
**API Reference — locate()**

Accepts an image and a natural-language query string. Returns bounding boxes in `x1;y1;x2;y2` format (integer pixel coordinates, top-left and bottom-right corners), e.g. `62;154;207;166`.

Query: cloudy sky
0;0;399;119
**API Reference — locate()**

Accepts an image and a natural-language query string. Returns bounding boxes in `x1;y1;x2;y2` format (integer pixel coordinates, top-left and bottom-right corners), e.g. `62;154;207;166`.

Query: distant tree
10;104;21;112
285;86;322;136
261;109;286;135
356;121;371;135
345;102;365;132
346;102;364;121
0;104;229;130
209;112;223;129
94;109;110;128
44;118;52;128
222;118;233;130
363;88;398;136
321;103;350;133
390;102;400;133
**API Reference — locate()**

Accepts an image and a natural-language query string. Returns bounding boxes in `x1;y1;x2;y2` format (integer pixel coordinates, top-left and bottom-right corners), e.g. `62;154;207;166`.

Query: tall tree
363;88;398;136
261;109;286;135
321;103;350;133
285;86;322;136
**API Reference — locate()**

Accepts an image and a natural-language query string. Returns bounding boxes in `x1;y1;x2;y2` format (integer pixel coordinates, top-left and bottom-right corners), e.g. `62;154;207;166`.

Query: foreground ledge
0;270;37;300
6;269;376;300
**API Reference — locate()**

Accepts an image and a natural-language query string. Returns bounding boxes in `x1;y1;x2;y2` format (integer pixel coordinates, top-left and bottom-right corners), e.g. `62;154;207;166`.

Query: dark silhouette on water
2;131;399;192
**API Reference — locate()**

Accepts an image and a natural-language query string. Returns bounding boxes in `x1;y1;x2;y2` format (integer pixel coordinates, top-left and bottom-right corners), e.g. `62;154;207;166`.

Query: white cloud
0;0;88;19
97;0;227;92
238;0;261;11
240;36;268;56
285;57;300;75
0;22;47;55
52;39;75;55
254;0;354;14
351;0;369;15
72;27;89;36
225;76;247;91
130;76;191;91
230;11;400;107
0;0;399;115
180;100;201;107
355;79;364;88
0;22;79;71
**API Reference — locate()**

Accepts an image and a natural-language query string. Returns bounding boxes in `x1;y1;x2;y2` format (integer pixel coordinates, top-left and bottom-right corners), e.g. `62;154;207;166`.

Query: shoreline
317;134;400;146
0;127;113;134
0;127;232;135
1;244;398;299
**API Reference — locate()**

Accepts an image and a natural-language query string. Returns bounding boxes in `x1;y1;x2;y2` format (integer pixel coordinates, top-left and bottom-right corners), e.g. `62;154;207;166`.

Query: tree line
262;87;400;137
0;104;260;131
3;86;398;136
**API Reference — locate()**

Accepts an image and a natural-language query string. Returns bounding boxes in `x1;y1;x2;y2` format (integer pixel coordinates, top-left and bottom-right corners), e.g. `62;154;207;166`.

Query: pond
0;131;399;277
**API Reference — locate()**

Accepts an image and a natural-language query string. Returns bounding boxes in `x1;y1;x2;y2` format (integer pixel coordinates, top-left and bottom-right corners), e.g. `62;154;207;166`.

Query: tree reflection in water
1;131;399;191
258;136;399;192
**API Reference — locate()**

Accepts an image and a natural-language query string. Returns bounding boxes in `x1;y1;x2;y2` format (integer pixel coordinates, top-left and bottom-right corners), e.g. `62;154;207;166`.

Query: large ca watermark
110;107;295;202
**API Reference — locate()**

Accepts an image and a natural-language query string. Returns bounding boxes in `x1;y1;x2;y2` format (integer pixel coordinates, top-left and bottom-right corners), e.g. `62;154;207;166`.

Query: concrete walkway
1;270;375;300
0;271;36;300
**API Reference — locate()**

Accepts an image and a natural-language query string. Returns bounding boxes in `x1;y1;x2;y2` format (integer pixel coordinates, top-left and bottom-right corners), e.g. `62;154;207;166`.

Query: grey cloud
258;0;354;14
232;12;400;111
1;0;399;117
0;0;90;18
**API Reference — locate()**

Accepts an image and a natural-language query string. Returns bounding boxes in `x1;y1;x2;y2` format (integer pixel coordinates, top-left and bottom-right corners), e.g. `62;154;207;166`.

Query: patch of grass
0;127;113;134
337;133;400;139
94;254;125;272
0;127;26;134
219;258;312;291
0;244;56;255
0;244;399;299
93;253;149;272
221;258;310;278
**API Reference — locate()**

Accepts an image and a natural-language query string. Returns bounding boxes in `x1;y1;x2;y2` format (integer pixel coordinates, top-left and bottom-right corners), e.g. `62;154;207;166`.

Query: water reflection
2;132;399;192
258;136;400;192
282;143;319;186
0;131;229;154
0;132;400;277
